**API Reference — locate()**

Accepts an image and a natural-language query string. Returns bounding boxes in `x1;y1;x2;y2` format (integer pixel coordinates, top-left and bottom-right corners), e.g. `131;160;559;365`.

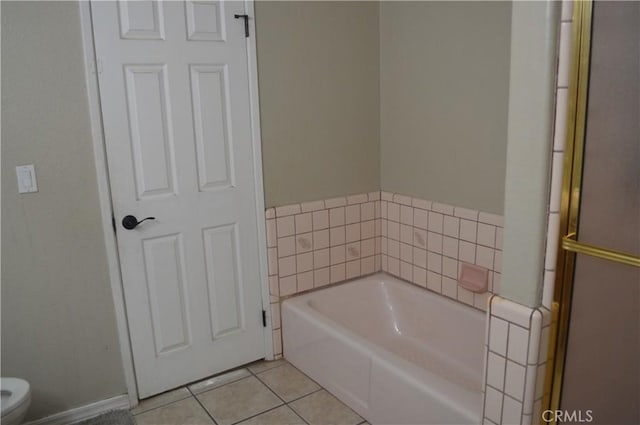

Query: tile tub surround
265;192;569;425
266;191;382;297
482;296;551;425
379;191;504;311
265;191;382;358
266;190;504;358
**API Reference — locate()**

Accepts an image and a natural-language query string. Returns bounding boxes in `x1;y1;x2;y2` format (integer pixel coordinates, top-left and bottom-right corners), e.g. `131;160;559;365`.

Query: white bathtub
282;272;485;424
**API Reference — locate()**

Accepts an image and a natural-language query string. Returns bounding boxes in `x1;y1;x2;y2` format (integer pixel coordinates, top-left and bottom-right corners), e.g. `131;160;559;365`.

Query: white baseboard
24;394;130;425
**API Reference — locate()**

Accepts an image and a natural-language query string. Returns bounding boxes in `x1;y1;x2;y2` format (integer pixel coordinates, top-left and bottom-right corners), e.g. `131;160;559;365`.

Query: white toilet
1;378;31;425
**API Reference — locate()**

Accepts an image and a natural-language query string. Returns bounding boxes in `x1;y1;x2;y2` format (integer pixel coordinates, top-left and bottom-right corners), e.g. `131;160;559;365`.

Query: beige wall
379;1;511;214
255;1;380;207
1;2;126;420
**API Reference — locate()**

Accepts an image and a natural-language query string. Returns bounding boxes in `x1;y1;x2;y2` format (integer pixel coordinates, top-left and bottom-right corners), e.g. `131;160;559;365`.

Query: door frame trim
78;2;138;405
78;0;274;406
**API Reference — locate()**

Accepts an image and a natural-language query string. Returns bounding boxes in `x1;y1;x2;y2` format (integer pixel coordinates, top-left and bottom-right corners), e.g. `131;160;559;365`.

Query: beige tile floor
132;359;368;425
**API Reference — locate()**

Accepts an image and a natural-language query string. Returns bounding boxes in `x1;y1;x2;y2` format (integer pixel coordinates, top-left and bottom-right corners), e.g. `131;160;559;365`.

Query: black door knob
122;215;155;230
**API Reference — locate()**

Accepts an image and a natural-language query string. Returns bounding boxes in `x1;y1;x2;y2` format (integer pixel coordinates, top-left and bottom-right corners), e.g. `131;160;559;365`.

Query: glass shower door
551;1;640;424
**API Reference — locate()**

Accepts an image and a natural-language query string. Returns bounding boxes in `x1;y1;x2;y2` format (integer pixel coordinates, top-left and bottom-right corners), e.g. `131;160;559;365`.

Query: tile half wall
265;190;504;358
266;191;556;425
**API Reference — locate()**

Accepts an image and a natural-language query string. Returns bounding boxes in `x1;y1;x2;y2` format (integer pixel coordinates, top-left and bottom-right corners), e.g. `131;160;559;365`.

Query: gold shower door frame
543;1;640;422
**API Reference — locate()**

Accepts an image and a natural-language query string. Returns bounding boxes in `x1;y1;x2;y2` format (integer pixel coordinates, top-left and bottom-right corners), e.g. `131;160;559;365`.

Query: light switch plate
16;164;38;194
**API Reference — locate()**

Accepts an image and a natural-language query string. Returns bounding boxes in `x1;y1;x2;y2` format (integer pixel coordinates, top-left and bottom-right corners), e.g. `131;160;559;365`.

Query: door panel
118;0;165;40
189;64;235;191
142;233;191;355
91;0;265;397
124;64;177;199
203;223;245;339
185;0;226;41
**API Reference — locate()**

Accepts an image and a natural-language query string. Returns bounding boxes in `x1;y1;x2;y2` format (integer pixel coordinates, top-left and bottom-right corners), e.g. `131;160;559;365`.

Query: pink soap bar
458;263;489;293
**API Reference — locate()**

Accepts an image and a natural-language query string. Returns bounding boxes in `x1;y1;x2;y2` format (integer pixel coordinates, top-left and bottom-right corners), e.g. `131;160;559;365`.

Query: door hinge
262;309;267;327
111;215;117;233
234;14;250;37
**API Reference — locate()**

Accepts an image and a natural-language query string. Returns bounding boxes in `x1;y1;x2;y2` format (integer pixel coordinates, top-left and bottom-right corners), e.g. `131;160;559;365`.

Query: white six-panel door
91;0;266;397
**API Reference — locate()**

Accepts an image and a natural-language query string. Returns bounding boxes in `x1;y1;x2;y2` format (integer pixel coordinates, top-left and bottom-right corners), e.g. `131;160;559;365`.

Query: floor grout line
252;371;289;406
229;403;309;425
229;405;282;425
192;394;219;425
284;387;324;405
251;362;324;407
132;359;363;425
285;402;311;425
187;386;219;425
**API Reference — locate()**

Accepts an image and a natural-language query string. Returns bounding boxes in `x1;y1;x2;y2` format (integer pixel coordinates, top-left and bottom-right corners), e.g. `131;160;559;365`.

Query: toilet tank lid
1;378;30;415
